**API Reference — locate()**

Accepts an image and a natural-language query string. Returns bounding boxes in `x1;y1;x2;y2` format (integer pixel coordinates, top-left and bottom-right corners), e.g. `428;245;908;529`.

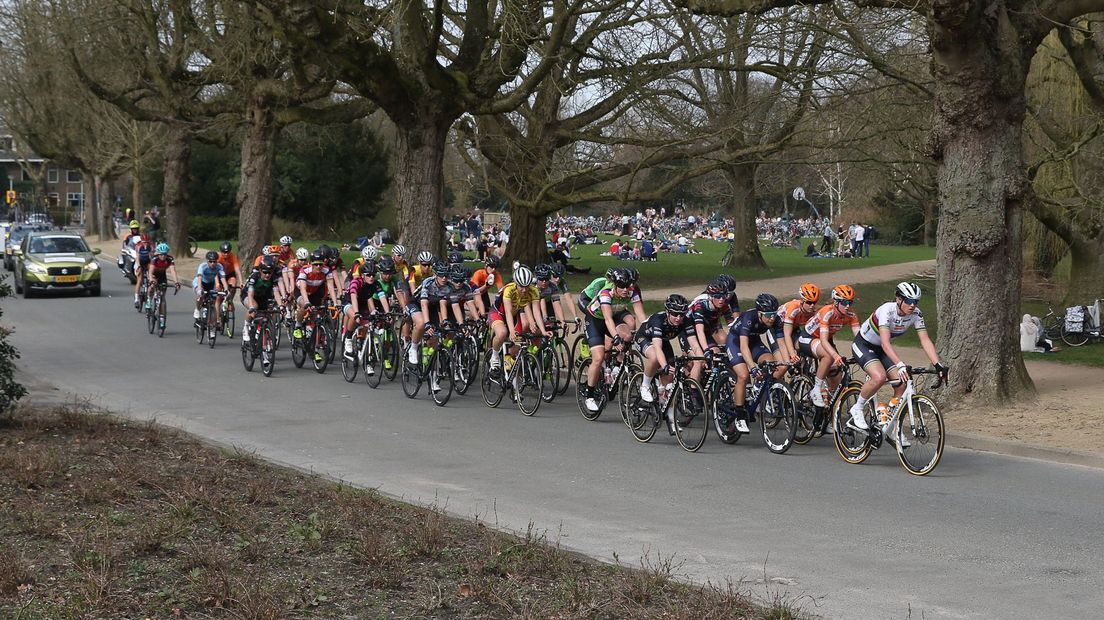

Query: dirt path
654;258;936;300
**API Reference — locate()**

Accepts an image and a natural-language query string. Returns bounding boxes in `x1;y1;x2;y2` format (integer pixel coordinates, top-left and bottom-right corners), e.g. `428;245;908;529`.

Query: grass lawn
200;237;935;291
0;404;784;619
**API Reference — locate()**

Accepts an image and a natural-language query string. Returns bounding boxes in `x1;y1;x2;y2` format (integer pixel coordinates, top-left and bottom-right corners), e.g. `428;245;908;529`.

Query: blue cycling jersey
195;262;225;285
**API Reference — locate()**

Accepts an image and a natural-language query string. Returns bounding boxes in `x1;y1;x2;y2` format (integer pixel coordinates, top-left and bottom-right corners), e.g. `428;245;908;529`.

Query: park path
654;258;936;300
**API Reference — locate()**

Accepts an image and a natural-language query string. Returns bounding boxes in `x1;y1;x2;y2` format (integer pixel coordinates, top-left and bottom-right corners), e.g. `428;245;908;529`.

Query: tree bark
923;200;934;247
395;118;450;258
95;175;114;240
932;3;1034;405
162;126;192;254
87;175;101;238
503;203;550;267
236;96;279;263
721;162;767;268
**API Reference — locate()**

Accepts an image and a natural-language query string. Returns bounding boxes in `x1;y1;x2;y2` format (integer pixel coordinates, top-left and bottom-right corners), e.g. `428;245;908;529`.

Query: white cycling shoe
585;397;601;412
847;404;870;431
640;380;655;403
810;386;827;408
734;419;750;434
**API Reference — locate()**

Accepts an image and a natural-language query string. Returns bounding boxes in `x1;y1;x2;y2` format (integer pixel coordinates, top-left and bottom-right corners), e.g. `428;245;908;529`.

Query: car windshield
30;237;89;254
9;230;28;245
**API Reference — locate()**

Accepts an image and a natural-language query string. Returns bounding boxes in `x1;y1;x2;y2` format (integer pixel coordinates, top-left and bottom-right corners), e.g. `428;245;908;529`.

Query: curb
946;432;1104;470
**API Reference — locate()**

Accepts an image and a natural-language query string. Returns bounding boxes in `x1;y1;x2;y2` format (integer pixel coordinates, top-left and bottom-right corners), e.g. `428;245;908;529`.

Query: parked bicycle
1061;299;1102;347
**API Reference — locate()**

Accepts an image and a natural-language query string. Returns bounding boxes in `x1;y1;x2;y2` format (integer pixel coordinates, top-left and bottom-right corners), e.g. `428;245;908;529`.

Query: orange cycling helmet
831;285;855;302
799;283;820;303
263;244;281;256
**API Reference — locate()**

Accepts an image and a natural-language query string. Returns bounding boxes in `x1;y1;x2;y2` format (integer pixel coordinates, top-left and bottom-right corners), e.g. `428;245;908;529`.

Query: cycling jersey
581;277;608;299
727;309;777;365
635;311;683;344
278;247;293;265
687;296;727;331
349;258;375;278
446;282;474;306
135;240;152;263
246;271;278;301
195;262;225;285
408;265;434;289
216;252;240;278
470;268;500;293
347;277;384;308
804;304;860;339
417;278;451;304
150;254;175;274
586;285;641;319
779;299;816;329
379;274;411;299
858;301;926;345
495;282;539;313
297;265;332;293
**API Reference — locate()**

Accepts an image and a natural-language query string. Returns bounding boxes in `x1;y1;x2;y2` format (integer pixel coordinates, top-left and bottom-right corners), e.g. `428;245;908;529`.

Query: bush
0;275;27;414
187;216;239;241
271;217;322;242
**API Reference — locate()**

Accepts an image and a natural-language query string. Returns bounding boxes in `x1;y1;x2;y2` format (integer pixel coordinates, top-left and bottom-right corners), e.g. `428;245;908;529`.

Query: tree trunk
1065;239;1104;306
395;118;450;258
95;175;114;240
236;96;279;263
931;7;1034;405
923;200;935;246
87;175;101;238
721;162;767;269
503;203;549;267
162;126;191;254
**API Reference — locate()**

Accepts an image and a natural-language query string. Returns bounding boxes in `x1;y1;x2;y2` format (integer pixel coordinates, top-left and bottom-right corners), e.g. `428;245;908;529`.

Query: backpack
1064;305;1086;333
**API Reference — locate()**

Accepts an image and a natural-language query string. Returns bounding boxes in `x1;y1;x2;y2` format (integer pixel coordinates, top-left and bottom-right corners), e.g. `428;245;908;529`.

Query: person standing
863;223;873;257
852;222;865;258
821;220;834;254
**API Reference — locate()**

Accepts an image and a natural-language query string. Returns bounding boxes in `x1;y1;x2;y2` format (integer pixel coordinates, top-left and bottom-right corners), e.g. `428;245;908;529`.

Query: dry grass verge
0;402;798;619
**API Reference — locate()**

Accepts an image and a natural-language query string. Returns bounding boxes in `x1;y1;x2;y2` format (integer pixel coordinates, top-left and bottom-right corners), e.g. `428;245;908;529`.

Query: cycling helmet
310;249;325;264
260;255;277;272
605;267;617;280
627;267;640;283
665;293;690;314
799;283;820;303
550;263;565;277
514;266;535;287
485;255;500;268
279;235;293;245
219;241;232;253
755;293;780;313
895;281;922;301
705;282;725;297
609;268;634;288
447;251;462;265
264;244;280;256
155;242;170;254
205;250;218;262
432;259;450;276
391;244;406;257
716;274;736;292
831;285;856;302
448;264;467;283
534;264;552;280
416;250;434;264
296;247;309;261
317;243;331;258
360;260;377;275
378;256;396;274
361;246;378;261
129;220;140;229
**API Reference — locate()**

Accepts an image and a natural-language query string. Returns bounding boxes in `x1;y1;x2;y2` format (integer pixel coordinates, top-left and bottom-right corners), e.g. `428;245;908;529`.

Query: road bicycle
340;312;374;385
291;304;332;373
450;320;483;396
242;303;278;377
401;324;454;406
832;366;947;476
134;271;149;313
535;319;572;403
623;355;709;452
1061;299;1102;347
479;336;543;416
220;285;237;338
710;360;797;454
195;290;227;349
788;355;863;445
574;339;642;421
145;281;179;337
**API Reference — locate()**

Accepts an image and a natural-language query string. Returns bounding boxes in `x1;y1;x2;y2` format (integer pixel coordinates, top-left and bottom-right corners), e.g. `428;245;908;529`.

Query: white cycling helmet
513;266;535;287
279;235;293;245
295;247;309;261
896;281;922;301
361;245;379;261
391;244;406;257
416;250;434;264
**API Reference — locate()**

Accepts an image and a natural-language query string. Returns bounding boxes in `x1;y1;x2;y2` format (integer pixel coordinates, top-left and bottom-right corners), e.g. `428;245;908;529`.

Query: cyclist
581;267;646;413
350;246;379;279
145;242;181;301
292;249;339;343
242;255;280;342
683;281;735;383
216;242;243;310
779;283;820;365
720;293;782;434
131;230;153;308
342;259;389;367
714;273;741;316
542;263;582;328
193;250;228;325
487;265;541;369
848;282;948;433
469;255;501;316
409;251;436;289
636;293;690;433
577;268;616;313
320;245;347;291
390;244;412;281
277;235;294;265
410;260;454;391
799;285;861;409
444;264;478;326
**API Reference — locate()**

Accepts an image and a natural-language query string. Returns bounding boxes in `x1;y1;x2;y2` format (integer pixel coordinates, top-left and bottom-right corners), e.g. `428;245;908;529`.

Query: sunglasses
760;311;777;318
837;300;853;307
900;297;918;306
421;262;432;267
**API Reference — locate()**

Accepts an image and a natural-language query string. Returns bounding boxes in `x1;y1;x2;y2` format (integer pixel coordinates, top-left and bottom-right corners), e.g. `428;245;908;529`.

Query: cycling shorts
797;334;834;358
194;279;216;293
637;338;675;362
851;338;895;370
304;288;326;307
489;309;525;335
726;331;771;367
584;309;630;347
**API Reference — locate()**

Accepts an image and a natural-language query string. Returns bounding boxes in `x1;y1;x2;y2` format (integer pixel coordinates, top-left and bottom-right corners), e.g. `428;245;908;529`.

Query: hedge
188;215;238;241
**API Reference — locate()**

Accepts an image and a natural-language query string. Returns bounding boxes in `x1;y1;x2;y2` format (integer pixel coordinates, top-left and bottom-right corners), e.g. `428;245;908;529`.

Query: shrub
0;275;27;414
188;216;239;241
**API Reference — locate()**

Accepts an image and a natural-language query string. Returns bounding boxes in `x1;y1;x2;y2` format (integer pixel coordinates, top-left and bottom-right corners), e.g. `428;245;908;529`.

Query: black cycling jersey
635;311;683;345
730;309;773;339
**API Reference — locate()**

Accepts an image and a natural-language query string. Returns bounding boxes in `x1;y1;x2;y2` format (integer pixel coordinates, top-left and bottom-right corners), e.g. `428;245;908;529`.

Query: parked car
13;231;101;297
4;225;33;271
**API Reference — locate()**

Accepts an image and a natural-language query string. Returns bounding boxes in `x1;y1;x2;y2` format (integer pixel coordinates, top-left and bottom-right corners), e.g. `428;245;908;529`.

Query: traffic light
3;190;15;205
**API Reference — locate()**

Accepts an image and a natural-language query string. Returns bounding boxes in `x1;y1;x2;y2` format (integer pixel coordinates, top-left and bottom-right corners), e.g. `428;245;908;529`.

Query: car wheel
22;281;34;299
13;272;22;294
89;283;101;297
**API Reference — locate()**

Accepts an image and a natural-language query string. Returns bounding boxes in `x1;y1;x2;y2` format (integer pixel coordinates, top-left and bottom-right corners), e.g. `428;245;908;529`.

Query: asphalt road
7;270;1104;619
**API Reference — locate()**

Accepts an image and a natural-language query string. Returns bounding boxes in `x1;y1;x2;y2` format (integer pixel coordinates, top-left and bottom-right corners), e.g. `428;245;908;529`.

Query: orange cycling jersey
470;268;500;294
217;252;241;278
804;304;859;339
278;248;293;265
779;299;816;328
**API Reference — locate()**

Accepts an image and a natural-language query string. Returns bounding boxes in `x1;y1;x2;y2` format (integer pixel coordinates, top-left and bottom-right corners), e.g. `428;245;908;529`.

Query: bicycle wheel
575;359;606;421
832;387;873;464
569;334;587;370
224;300;235;338
341;335;360;383
382;327;400;381
539;345;557;403
790;375;818;445
157;296;167;338
709;374;741;444
1062;324;1090;347
207;311;218;349
242;326;257;372
324;321;338;364
431;349;454;407
147;302;156;333
625;372;658;442
761;382;797;455
291;333;307;368
514;352;542;416
480;349;506;408
260;322;275;377
401;344;422;398
312;324;330;373
1043;314;1063;340
674;377;708;452
453;338;478;395
365;333;384;389
195;311;205;344
554;337;572;395
896;394;945;476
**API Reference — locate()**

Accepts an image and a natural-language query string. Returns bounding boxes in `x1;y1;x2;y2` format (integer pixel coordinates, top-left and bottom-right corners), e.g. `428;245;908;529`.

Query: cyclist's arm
739;333;755;368
782;322;799;361
878;322;904;367
297;279;310;304
917;329;941;367
694;322;716;352
652;336;670;369
551;298;565;324
819;330;841;363
632;299;647;326
376;291;390;314
602;303;620;338
560;292;579;322
326;275;338;306
503;296;517;335
530;301;550;336
450;299;465;325
168;265;179;285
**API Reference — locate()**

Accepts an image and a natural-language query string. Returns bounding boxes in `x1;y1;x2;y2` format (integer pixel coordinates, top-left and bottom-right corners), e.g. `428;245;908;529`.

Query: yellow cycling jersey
495;282;539;313
408;264;433;289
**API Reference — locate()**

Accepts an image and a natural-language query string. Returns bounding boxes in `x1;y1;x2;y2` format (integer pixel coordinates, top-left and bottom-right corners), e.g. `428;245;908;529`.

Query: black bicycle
623;355;710;452
711;360;797;454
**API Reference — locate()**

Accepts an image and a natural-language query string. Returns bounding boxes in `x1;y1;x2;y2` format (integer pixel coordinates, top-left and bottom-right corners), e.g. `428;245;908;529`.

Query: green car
13;231;102;298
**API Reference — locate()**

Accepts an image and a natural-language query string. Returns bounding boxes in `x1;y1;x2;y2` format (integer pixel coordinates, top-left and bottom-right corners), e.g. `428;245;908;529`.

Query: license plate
55;275;78;283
